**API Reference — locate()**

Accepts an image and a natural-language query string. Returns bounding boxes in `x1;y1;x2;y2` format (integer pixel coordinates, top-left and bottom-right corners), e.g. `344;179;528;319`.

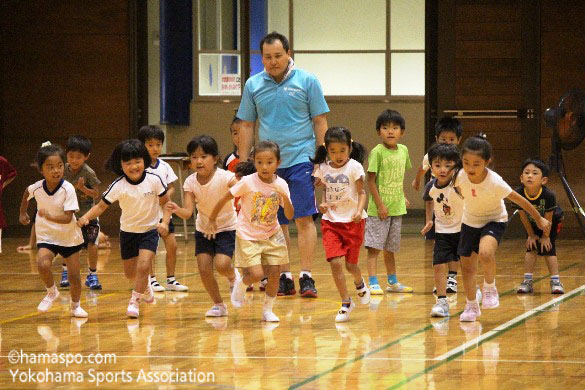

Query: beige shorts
234;230;289;268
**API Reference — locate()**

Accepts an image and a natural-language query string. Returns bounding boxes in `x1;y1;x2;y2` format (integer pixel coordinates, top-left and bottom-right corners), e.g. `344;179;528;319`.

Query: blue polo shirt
237;68;329;168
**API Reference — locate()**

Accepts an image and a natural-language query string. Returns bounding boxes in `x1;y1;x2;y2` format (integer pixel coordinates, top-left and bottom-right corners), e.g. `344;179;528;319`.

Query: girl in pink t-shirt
208;141;294;322
169;135;239;318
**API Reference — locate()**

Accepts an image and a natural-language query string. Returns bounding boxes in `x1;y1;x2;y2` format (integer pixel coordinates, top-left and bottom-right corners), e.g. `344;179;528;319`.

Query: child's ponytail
310;144;328;165
349;141;367;164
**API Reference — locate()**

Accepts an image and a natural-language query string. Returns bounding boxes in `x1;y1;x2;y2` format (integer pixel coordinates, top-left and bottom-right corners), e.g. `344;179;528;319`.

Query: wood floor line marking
386;283;585;389
288;262;579;389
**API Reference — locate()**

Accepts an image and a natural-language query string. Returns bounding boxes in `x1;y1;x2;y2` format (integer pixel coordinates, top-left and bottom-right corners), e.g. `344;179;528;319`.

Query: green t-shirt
64;163;101;216
366;143;412;217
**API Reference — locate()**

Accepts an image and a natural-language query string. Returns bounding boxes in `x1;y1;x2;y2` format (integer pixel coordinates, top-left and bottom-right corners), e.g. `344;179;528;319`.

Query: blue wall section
250;0;267;76
160;0;193;125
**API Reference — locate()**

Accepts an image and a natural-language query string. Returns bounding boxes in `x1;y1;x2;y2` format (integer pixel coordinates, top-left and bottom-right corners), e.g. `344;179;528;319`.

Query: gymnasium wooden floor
1;234;584;389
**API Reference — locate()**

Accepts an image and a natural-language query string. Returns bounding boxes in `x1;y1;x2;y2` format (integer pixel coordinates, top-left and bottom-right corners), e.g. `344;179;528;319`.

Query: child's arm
157;193;172;236
75;178;100;199
412;165;427;191
277;189;294;221
539;210;555;252
421;200;434;235
2;176;15;189
367;172;388;219
19;188;31;225
517;210;538;250
318;185;329;214
207;191;235;239
38;209;75;224
352;177;367;222
169;192;196;220
507;191;551;235
166;182;175;198
78;200;109;227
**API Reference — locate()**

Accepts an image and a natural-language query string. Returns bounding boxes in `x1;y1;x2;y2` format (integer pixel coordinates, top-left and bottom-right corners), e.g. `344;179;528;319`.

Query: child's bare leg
135;249;154;293
163;232;177;277
330;258;349;301
448;261;459;273
478;236;498;284
524;251;538;274
366;247;380;278
382;250;397;275
434;263;448;296
460;253;478;301
37;248;56;287
544;255;559;275
65;252;82;303
87;243;98;270
242;265;264;286
215;253;236;281
197;253;222;304
263;265;280;298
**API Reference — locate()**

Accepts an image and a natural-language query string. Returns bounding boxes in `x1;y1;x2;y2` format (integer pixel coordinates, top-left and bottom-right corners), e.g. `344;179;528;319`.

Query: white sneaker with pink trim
482;285;500;309
460;302;481;322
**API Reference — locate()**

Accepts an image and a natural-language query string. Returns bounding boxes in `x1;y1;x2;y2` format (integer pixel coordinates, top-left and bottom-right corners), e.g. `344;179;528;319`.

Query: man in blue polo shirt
237;31;329;298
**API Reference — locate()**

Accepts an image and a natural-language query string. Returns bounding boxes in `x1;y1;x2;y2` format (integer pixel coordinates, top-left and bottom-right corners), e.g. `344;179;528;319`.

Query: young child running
312;127;371;322
19;142;87;317
453;135;551;322
168;135;239;317
208;141;294;322
421;143;464;317
514;158;564;294
413;117;463;291
365;109;413;295
62;135;102;290
78;139;172;318
137;125;188;292
0;155;16;253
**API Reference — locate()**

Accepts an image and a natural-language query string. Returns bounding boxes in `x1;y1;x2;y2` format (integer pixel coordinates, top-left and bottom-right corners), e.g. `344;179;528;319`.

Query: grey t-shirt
64;163;101;216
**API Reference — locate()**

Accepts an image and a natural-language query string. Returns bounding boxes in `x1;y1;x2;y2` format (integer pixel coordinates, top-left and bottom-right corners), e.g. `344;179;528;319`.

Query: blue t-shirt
237;68;329;168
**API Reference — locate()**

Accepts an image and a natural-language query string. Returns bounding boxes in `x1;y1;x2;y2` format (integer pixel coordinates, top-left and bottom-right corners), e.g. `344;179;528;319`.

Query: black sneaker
277;274;296;296
299;275;318;298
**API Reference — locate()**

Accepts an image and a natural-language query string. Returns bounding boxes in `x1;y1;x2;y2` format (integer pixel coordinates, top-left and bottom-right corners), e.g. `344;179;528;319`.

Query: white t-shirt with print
28;179;84;247
230;173;290;240
313;159;367;223
454;168;512;228
423;178;463;233
183;168;237;233
102;172;167;233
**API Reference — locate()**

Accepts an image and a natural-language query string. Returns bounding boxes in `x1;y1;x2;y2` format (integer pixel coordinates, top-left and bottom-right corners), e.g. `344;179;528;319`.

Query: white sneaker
262;310;280;322
231;276;245;308
149;277;165;292
205;304;228;317
431;298;449;317
127;298;140;318
335;300;356;323
166;279;189;291
38;290;60;312
142;282;155;304
230;268;241;292
356;280;371;304
482;285;500;309
70;305;88;318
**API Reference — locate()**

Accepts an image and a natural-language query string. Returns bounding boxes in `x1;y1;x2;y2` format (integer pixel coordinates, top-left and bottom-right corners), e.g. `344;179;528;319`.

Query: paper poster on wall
220;55;241;95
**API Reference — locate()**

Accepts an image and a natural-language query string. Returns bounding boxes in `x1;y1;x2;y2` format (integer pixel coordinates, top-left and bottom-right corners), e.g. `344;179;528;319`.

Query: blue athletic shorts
37;243;83;258
119;229;159;260
277;161;317;225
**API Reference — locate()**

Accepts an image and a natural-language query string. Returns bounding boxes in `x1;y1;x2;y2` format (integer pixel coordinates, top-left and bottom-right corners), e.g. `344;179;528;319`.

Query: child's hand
77;216;89;227
76;177;87;190
539;236;552;252
412;178;420;191
526;235;538;250
421;221;433;235
165;201;179;213
38;209;48;218
204;220;218;240
536;217;551;236
351;210;363;223
318;202;329;214
314;177;323;187
378;204;389;220
19;212;30;225
157;222;169;237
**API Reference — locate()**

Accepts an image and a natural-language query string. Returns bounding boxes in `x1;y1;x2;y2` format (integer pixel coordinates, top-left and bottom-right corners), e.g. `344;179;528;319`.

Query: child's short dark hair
435;117;463;138
106;139;152;176
235;160;257;178
137;125;165;144
260;31;290;53
522;157;550;177
427;143;461;167
231;116;242;127
376;109;405;131
311;126;367;165
186;135;219;157
37;142;66;169
461;133;492;161
253;140;280;161
66;135;92;156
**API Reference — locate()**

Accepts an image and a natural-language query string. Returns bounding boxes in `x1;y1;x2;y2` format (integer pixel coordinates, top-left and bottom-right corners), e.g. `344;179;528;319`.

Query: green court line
386;284;585;389
288;262;578;389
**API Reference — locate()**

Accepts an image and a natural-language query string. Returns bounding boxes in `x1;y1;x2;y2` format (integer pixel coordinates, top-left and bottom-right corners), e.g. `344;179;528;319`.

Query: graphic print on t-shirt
251;192;280;226
323;173;350;207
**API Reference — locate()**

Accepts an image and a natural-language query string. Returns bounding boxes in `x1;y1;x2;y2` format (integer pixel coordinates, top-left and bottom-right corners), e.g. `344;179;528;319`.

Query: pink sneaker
482;285;500;309
460;302;481;322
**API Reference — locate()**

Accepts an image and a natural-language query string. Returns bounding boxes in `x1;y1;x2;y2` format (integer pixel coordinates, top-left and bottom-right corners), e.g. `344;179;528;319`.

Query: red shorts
321;219;365;264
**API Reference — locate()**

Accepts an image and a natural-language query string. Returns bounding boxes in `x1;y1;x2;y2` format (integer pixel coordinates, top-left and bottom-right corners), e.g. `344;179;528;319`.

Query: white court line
2;273;585;278
433;284;585;362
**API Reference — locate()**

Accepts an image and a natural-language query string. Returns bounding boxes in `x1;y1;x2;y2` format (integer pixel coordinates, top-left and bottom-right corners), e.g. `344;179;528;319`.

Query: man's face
261;39;290;81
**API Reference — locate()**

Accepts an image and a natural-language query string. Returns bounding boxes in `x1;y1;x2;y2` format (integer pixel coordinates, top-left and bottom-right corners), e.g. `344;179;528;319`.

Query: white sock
300;271;312;279
62;265;67;271
263;295;276;311
282;272;293;280
484;280;496;288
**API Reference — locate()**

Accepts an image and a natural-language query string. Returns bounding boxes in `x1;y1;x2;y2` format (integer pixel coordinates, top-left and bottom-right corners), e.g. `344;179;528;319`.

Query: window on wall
195;0;425;98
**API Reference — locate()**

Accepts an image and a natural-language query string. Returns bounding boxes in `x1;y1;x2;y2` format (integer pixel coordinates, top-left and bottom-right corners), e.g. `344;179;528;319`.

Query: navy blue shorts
81;219;100;248
195;230;235;257
277;161;317;225
458;222;507;257
37;243;83;258
158;218;175;235
119;229;159;260
433;232;460;265
527;222;560;257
